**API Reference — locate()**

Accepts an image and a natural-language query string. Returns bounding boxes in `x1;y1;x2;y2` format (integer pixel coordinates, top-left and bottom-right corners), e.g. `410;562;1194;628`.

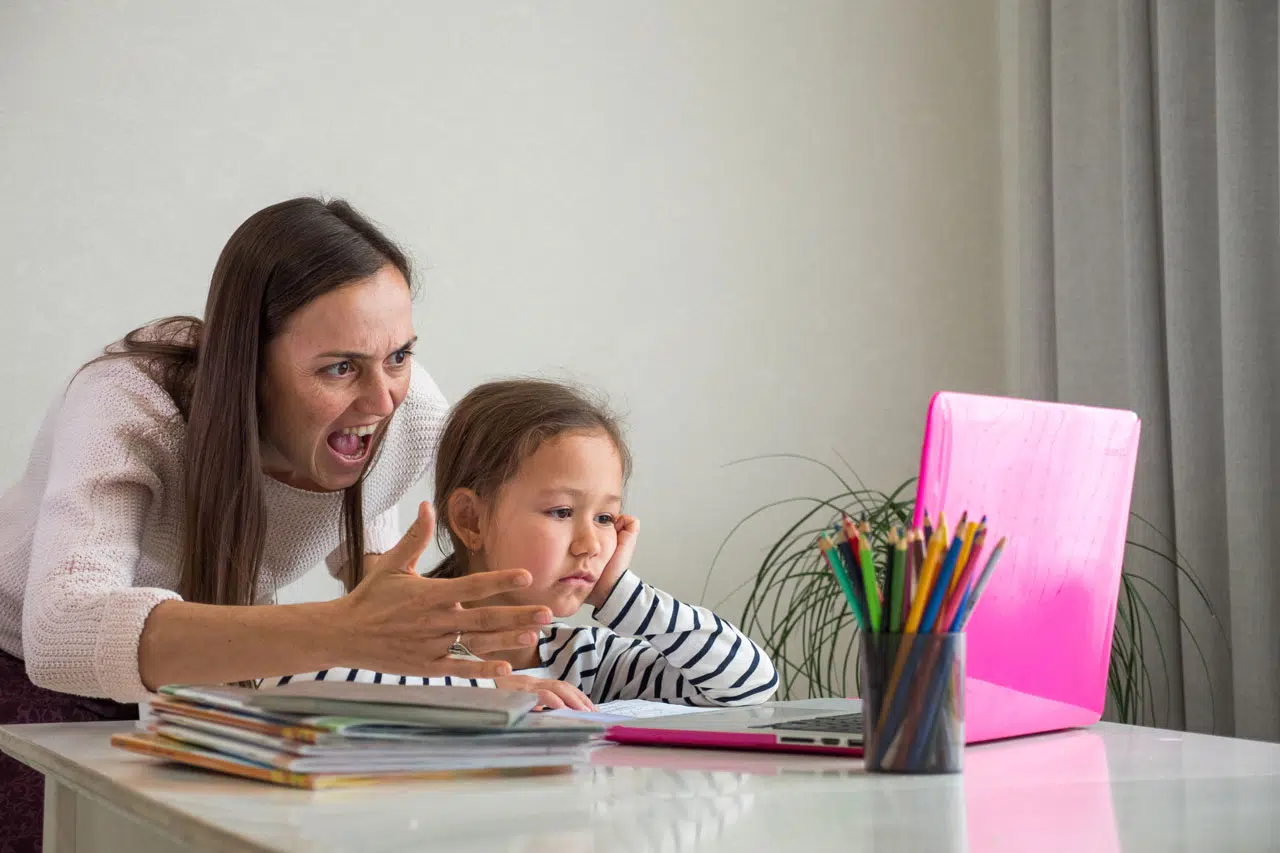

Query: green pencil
819;534;868;632
856;522;882;632
889;530;907;633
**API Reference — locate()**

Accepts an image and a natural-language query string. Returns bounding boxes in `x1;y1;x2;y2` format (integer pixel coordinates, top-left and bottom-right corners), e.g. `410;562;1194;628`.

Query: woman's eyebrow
317;337;418;360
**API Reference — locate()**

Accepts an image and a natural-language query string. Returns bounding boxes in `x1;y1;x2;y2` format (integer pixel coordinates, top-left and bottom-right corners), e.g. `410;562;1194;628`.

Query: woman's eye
325;361;354;377
595;513;616;526
547;508;573;520
390;348;412;366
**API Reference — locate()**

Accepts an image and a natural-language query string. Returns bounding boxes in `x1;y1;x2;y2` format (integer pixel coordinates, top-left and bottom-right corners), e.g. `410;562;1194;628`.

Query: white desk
2;720;1279;852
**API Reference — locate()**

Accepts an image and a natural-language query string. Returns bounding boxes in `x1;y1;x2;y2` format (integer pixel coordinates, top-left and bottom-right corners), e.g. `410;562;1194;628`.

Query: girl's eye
325;361;354;377
547;507;573;519
595;513;616;526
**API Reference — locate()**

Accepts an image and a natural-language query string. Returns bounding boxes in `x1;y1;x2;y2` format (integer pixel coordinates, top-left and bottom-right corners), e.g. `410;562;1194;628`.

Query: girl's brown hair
429;379;631;579
88;197;413;605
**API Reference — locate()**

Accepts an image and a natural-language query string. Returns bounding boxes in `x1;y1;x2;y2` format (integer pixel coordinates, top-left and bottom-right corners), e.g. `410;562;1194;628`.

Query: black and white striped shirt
268;570;778;706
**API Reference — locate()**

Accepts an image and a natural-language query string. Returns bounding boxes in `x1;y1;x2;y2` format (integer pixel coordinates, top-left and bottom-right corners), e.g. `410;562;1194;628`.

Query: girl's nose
571;523;601;558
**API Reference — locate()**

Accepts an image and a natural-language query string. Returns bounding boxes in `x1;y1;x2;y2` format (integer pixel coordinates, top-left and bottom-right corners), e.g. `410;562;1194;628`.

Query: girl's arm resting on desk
563;570;778;706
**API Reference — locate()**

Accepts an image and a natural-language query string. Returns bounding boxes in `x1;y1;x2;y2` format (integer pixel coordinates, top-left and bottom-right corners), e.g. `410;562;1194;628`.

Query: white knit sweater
0;355;447;702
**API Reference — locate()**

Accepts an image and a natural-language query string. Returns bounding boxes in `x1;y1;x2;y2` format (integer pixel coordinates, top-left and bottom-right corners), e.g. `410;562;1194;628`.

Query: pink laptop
607;392;1141;755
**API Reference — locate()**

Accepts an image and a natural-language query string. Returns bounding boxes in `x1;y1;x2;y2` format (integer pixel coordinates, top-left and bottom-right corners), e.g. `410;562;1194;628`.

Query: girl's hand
336;502;554;680
586;515;639;609
495;675;596;711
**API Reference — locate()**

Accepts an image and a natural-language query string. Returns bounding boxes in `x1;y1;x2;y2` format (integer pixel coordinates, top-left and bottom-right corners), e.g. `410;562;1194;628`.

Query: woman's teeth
341;423;379;437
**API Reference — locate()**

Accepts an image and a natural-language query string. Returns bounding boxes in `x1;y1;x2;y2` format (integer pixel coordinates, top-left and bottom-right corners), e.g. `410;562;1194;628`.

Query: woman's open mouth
326;422;380;465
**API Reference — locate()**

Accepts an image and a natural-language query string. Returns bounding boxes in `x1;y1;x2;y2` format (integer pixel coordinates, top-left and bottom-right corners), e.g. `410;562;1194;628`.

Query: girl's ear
446;488;486;552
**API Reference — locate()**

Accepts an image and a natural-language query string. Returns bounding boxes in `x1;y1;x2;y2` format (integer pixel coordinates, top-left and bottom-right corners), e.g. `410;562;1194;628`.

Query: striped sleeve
261;669;495;689
580;570;778;706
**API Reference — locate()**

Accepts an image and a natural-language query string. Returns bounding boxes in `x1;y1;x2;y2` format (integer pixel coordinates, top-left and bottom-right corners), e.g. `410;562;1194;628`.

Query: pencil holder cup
861;632;965;773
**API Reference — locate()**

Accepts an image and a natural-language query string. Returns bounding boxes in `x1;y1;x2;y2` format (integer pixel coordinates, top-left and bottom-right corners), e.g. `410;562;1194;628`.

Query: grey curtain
1012;0;1279;739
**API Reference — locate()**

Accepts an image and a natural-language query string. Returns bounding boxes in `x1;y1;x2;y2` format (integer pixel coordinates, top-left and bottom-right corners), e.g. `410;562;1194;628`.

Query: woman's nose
359;370;397;417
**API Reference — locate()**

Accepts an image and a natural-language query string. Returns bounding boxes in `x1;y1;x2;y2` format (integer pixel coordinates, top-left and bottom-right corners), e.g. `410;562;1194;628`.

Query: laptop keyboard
757;712;864;735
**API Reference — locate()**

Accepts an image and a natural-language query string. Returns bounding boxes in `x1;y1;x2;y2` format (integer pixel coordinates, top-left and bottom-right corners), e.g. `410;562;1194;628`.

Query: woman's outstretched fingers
445;568;534;602
459;628;542;656
452;605;552;635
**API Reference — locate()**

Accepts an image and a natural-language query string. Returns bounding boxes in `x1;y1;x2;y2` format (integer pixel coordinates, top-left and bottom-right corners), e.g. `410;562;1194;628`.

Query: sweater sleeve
582;570;778;706
21;364;183;701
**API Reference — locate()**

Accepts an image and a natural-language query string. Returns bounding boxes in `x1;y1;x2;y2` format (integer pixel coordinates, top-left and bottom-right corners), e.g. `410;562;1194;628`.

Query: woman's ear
445;488;486;553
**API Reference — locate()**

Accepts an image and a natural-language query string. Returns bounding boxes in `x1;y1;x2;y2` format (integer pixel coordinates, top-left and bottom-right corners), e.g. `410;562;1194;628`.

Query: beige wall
0;1;1004;610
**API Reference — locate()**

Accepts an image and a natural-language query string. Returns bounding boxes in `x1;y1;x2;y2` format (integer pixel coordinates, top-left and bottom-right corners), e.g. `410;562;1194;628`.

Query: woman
0;198;551;850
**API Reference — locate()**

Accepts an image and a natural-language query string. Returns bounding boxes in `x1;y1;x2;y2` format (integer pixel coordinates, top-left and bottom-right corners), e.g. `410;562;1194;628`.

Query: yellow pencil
948;521;980;597
904;517;948;633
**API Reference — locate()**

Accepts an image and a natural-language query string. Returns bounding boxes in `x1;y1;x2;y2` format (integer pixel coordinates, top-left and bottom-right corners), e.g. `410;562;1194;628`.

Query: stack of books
112;682;604;789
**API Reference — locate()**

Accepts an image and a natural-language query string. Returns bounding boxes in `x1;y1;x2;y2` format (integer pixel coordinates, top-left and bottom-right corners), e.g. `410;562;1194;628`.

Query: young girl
272;379;778;711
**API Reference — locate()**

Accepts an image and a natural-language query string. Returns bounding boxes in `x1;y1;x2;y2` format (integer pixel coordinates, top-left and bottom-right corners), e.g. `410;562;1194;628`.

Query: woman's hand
585;515;639;609
335;502;553;680
495;675;596;711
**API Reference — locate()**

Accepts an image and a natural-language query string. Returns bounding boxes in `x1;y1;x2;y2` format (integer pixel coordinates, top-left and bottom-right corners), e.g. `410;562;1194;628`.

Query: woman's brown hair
429;379;632;579
89;197;413;605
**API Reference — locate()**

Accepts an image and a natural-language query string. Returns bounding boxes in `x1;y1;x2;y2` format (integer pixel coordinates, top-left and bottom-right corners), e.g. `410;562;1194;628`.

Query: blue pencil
918;518;966;633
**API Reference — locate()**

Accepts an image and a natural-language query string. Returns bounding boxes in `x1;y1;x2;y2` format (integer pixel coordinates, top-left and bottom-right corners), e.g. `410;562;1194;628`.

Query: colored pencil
818;535;868;632
901;531;916;629
888;531;906;633
904;531;941;632
919;513;966;632
909;531;925;629
857;522;881;632
906;640;959;766
954;537;1007;630
939;526;987;632
837;520;871;624
873;520;949;753
947;520;980;597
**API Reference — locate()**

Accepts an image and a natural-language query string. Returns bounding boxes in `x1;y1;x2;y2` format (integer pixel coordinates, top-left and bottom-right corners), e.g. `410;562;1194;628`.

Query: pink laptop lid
914;392;1140;742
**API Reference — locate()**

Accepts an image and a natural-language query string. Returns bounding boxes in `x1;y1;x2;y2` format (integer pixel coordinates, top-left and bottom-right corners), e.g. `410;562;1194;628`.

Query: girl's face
259;264;416;492
476;430;625;616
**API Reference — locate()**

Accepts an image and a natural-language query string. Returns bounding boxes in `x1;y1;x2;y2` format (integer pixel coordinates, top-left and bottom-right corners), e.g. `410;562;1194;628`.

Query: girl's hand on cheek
586;515;639;609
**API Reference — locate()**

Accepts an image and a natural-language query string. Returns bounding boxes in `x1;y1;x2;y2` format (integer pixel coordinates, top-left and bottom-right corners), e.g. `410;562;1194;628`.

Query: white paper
596;700;721;718
546;699;721;724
